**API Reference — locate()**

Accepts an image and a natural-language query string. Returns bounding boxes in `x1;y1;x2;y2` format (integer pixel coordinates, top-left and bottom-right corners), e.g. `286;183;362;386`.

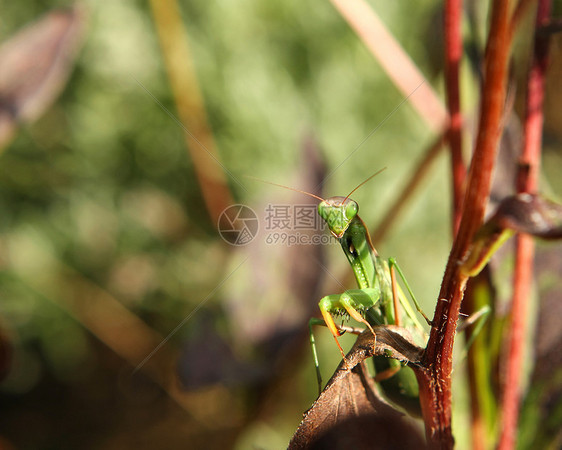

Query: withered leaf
491;194;562;239
462;194;562;276
304;413;428;450
288;326;425;449
0;4;86;147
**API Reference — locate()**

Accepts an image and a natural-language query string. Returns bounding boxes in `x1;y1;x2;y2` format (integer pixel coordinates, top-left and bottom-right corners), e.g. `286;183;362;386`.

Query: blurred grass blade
148;0;234;225
0;4;86;150
4;230;243;419
330;0;448;133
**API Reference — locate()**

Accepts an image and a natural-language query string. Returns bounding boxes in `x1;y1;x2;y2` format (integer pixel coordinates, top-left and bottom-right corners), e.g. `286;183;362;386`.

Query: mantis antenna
248;169;386;204
342;167;387;204
245;175;326;203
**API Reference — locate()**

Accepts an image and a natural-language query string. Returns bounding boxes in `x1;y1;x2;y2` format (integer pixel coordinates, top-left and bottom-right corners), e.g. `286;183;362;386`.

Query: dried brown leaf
491;194;562;239
289;327;425;449
462;194;562;276
0;4;86;147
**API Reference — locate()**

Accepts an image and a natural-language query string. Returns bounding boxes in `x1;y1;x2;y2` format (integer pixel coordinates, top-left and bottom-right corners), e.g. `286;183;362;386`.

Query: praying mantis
312;172;431;414
261;169;431;414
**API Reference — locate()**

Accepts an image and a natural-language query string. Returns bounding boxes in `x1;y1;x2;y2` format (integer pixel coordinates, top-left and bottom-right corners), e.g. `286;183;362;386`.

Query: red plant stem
443;0;466;236
498;1;551;448
497;235;534;450
373;131;447;243
417;0;512;447
516;6;550;196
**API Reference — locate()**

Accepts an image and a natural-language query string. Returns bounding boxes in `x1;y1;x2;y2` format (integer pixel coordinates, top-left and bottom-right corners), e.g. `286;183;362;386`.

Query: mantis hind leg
388;257;432;326
373;358;401;382
374;356;422;416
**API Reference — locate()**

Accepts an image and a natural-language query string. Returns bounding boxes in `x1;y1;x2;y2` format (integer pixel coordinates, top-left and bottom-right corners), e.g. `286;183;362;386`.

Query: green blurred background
1;1;560;449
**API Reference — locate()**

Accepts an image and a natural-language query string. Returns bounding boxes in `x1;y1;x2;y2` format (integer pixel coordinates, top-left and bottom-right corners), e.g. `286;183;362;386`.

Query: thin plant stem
511;0;541;38
498;1;551;448
148;0;234;224
417;0;513;446
373;130;447;243
498;234;534;450
443;0;466;236
330;0;448;133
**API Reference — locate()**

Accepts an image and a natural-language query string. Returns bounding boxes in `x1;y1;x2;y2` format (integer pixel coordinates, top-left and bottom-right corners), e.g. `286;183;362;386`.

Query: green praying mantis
313;172;431;414
262;169;431;414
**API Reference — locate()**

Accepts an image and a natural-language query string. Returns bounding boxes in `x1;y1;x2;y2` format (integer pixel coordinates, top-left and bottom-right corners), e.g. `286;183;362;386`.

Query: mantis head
318;197;359;238
316;167;385;238
248;167;384;239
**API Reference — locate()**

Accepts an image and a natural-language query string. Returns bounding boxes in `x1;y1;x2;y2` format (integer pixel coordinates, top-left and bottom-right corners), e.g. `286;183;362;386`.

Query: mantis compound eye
345;200;358;220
